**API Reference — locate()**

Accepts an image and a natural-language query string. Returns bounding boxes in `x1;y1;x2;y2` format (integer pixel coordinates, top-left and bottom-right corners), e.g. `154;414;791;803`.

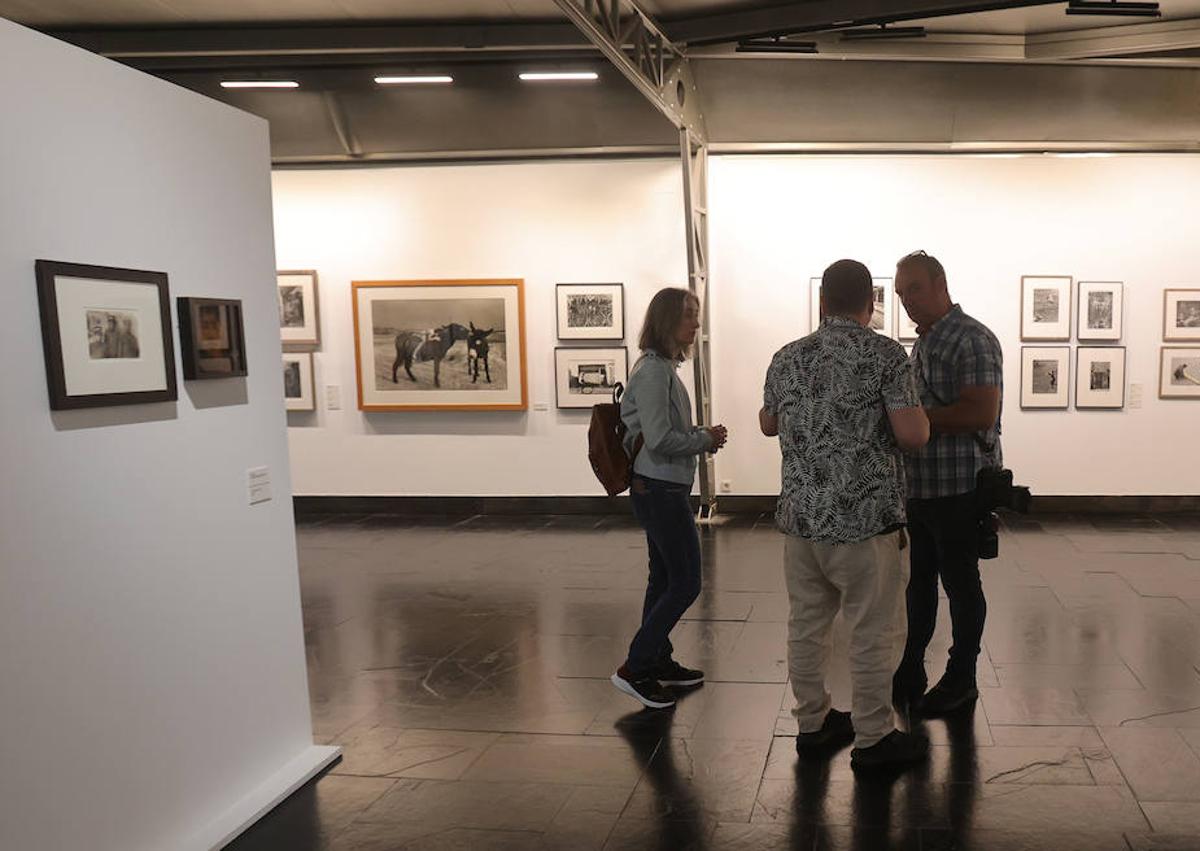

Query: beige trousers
784;530;909;749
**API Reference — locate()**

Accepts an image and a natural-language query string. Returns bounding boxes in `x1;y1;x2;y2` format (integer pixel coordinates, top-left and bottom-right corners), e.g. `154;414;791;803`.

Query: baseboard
294;494;1200;517
188;744;342;851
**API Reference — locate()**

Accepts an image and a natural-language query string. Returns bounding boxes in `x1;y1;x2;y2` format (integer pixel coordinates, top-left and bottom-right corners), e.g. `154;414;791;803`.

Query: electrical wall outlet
720;480;732;493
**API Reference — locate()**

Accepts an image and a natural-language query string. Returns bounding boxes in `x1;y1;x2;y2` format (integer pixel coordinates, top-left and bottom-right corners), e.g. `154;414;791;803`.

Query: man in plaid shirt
892;251;1004;717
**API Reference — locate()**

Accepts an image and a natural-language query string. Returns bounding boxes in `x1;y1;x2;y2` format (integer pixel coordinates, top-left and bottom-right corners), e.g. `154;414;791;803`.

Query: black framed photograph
278;269;321;349
35;260;177;410
178;297;248;380
283;352;316;411
1076;346;1126;409
1020;346;1070;409
556;283;624;341
1077;281;1123;342
554;346;628;409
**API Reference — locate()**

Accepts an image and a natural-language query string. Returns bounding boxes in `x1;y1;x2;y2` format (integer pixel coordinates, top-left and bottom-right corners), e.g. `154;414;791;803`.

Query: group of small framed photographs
554;283;628;410
1018;276;1200;409
277;270;320;411
35;260;248;411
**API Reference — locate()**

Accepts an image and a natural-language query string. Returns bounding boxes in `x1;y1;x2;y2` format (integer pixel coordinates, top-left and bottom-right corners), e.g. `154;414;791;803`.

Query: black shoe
850;730;930;770
611;665;676;710
796;709;855;756
652;659;704;687
892;670;927;714
920;674;978;717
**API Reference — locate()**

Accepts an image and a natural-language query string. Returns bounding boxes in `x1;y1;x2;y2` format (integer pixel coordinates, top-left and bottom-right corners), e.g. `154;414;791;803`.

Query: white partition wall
0;20;335;851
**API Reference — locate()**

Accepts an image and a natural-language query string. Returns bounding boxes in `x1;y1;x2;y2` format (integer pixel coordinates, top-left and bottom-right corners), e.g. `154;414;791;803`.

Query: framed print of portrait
277;270;320;349
352;278;528;412
35;260;177;410
556;283;624;341
1021;346;1070;409
1021;276;1072;342
1159;347;1200;399
1076;281;1123;343
555;347;628;409
178;297;247;380
810;276;894;337
1075;347;1125;409
283;352;315;411
1163;289;1200;342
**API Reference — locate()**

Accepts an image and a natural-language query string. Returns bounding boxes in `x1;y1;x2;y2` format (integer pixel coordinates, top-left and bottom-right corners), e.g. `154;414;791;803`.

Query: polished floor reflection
229;511;1200;850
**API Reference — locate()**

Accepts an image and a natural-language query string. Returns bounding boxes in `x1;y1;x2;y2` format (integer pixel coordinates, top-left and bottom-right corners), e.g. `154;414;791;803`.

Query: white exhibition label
247;466;272;505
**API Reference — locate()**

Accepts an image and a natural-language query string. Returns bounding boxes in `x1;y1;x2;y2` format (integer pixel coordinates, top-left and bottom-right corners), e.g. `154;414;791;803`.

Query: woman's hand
707;424;729;453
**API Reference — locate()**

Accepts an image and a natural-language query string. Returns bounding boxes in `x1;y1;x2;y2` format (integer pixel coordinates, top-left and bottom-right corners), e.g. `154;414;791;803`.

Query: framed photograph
896;303;920;341
1075;347;1125;409
809;276;894;337
1021;276;1072;342
283;352;315;411
1021;346;1070;409
35;260;177;410
1159;347;1200;399
555;347;628;409
178;297;247;380
1163;289;1200;342
556;283;624;341
1077;281;1123;342
277;270;320;349
352;278;527;412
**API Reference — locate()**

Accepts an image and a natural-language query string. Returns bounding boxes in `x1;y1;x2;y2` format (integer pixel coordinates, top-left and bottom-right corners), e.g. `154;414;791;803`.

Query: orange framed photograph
352;278;528;412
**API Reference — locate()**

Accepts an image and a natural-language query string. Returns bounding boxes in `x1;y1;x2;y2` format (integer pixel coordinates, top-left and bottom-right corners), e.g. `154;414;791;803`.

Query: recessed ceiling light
374;75;454;85
518;71;599;82
220;80;299;89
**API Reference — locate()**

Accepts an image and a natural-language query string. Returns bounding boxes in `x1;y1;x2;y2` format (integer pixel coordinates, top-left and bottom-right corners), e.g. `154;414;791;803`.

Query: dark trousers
898;491;986;685
625;475;703;675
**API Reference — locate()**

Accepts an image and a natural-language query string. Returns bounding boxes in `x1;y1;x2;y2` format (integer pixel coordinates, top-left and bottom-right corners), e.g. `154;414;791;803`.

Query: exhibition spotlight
1066;0;1161;16
839;25;927;41
374;75;454;85
219;80;300;89
734;37;819;54
518;71;599;82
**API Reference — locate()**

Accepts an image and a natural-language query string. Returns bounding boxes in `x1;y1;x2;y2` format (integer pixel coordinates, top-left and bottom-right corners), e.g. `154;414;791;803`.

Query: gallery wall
709;154;1200;497
277;154;1200;498
0;20;334;851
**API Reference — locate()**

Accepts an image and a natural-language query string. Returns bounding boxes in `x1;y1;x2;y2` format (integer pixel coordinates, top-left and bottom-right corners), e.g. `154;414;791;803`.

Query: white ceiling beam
1026;17;1200;60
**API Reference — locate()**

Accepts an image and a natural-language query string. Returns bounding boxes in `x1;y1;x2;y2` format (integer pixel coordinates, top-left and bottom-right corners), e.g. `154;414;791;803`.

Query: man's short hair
821;259;873;317
896;250;946;283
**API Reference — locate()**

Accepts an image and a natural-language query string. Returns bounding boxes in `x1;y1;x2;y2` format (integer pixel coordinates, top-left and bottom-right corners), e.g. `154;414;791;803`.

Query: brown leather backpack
588;383;643;496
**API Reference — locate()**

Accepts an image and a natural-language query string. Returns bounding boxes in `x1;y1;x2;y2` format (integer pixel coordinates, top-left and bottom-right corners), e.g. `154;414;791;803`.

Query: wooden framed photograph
556;283;624;341
1077;281;1123;342
1163;289;1200;342
810;275;894;337
283;352;315;411
1075;346;1125;409
896;301;920;341
1159;346;1200;399
277;270;320;349
1021;275;1072;342
352;278;528;412
178;297;247;380
1020;346;1070;409
554;347;628;409
35;260;177;410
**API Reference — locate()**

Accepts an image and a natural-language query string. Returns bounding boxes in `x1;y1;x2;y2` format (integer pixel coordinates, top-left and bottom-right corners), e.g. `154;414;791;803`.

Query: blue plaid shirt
906;306;1004;499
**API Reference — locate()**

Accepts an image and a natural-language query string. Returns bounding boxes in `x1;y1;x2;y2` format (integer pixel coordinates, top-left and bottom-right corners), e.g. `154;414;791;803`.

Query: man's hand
759;408;779;437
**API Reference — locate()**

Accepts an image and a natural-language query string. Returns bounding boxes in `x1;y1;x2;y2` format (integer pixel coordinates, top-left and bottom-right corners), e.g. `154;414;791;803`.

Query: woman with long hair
611;288;728;709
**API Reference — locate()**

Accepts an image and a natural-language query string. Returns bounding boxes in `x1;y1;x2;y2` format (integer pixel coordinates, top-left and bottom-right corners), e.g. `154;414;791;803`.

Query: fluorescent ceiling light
518;71;598;82
375;75;454;85
220;80;299;89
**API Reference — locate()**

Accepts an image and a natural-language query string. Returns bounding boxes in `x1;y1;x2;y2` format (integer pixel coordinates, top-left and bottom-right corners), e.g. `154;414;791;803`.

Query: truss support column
680;127;716;521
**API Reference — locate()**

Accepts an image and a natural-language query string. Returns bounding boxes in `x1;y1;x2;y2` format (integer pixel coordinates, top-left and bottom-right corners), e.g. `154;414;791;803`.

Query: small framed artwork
1159;347;1200;399
352;278;528;412
809;276;894;337
556;283;624;341
178;297;248;380
896;304;920;342
1077;281;1123;342
1021;276;1072;342
35;260;177;410
1020;346;1070;409
277;270;320;349
1075;347;1125;409
283;352;315;411
1163;289;1200;342
555;347;628;409
809;277;822;332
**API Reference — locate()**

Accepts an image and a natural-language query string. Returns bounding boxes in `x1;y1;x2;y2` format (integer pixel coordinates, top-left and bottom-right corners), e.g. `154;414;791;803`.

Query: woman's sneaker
611;665;676;709
651;659;705;687
850;730;930;771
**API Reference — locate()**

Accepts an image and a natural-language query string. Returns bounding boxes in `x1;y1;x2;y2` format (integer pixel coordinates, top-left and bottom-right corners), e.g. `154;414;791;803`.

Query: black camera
975;467;1032;560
